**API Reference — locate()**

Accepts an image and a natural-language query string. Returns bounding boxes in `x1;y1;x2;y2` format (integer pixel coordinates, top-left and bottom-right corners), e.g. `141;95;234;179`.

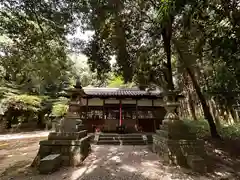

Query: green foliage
81;1;154;83
0;1;75;96
183;119;240;140
108;76;124;88
219;124;240;140
0;85;21;99
183;119;210;138
0;0;240;137
51;103;68;117
3;94;42;112
69;54;109;87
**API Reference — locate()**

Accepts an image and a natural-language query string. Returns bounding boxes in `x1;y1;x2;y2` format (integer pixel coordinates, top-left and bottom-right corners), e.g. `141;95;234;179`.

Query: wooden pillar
103;99;105;131
103;99;105;120
119;100;122;126
152;99;156;132
136;99;139;125
85;98;88;130
85;98;88;121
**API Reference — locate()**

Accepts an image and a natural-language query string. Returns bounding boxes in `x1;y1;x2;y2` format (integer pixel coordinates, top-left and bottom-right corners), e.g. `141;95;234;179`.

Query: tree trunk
174;39;220;138
186;67;220;139
162;20;174;90
209;99;221;128
187;90;198;121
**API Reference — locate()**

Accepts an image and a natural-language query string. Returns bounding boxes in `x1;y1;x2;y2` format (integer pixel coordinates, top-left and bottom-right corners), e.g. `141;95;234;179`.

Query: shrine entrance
65;87;166;133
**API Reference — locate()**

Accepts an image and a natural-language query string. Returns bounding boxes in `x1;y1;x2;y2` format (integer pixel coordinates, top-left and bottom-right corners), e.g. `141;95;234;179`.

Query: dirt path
67;145;207;180
1;136;240;180
0;131;50;141
1;143;210;180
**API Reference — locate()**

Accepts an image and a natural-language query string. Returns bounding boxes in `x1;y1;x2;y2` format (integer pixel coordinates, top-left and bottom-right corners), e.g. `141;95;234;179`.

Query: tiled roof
83;88;161;97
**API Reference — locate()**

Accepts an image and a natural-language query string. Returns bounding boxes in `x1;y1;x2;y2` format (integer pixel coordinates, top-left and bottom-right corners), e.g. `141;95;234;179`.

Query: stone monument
32;78;91;174
152;90;207;173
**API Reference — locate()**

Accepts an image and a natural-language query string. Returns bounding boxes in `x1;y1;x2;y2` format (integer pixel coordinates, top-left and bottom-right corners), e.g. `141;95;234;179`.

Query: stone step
97;140;148;145
97;133;144;136
94;134;153;145
39;154;61;174
98;136;144;139
99;136;143;141
187;155;207;173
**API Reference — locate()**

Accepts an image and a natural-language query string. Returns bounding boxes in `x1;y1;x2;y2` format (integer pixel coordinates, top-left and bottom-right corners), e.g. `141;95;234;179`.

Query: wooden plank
88;98;104;106
122;99;137;104
153;99;164;107
137;99;152;106
105;99;120;104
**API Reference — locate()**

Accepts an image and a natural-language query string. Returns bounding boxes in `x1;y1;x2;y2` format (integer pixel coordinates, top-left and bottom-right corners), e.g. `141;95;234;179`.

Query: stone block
153;135;188;166
35;134;91;171
60;118;78;132
48;131;87;140
40;140;83;146
39;154;61;174
61;155;70;166
156;130;168;138
77;124;85;131
80;136;91;158
159;124;169;132
70;153;82;166
179;140;205;157
39;145;52;157
187;155;207;173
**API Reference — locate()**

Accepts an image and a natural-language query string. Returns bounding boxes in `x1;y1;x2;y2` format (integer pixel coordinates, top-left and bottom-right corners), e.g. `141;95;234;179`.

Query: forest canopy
0;0;240;138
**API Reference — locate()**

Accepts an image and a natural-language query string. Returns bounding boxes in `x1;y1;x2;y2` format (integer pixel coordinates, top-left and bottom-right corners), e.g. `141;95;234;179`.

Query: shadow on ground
204;138;240;179
1;142;240;180
1;145;210;180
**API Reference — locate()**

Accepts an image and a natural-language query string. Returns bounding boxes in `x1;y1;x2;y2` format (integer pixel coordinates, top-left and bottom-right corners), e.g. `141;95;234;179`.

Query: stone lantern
32;77;91;173
152;89;207;172
58;77;86;133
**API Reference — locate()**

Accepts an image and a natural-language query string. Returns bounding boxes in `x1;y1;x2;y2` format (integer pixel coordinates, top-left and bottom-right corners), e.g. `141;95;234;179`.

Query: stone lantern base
152;91;207;173
153;122;206;169
32;113;90;174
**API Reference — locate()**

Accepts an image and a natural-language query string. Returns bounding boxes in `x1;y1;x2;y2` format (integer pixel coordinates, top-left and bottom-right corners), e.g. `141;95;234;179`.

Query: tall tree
78;0;223;138
0;0;75;95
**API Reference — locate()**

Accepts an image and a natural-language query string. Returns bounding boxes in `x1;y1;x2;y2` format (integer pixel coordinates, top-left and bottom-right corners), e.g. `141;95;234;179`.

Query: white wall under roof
84;87;120;92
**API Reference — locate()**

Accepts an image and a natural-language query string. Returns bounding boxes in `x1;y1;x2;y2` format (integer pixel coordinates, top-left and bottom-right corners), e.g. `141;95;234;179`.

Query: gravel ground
0;131;50;141
1;134;239;180
70;145;208;180
1;145;211;180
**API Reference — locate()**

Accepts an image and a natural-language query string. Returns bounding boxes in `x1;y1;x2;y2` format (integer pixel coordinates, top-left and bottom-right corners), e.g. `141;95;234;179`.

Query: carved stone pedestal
32;78;91;174
153;91;207;172
32;130;91;173
153;132;205;167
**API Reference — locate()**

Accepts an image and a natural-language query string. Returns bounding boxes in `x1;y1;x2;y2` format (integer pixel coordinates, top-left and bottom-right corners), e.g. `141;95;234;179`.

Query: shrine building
65;84;168;133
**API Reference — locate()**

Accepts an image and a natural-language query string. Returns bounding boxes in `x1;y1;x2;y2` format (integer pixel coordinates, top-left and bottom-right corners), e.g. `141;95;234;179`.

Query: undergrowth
183;119;240;139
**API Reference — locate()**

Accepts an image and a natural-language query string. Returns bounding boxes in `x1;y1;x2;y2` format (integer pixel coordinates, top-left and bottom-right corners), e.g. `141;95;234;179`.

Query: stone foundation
39;154;61;174
32;131;91;172
152;92;207;172
153;135;206;167
48;131;87;140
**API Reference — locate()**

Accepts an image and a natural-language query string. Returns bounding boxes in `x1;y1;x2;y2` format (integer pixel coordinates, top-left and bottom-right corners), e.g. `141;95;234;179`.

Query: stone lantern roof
74;76;82;89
